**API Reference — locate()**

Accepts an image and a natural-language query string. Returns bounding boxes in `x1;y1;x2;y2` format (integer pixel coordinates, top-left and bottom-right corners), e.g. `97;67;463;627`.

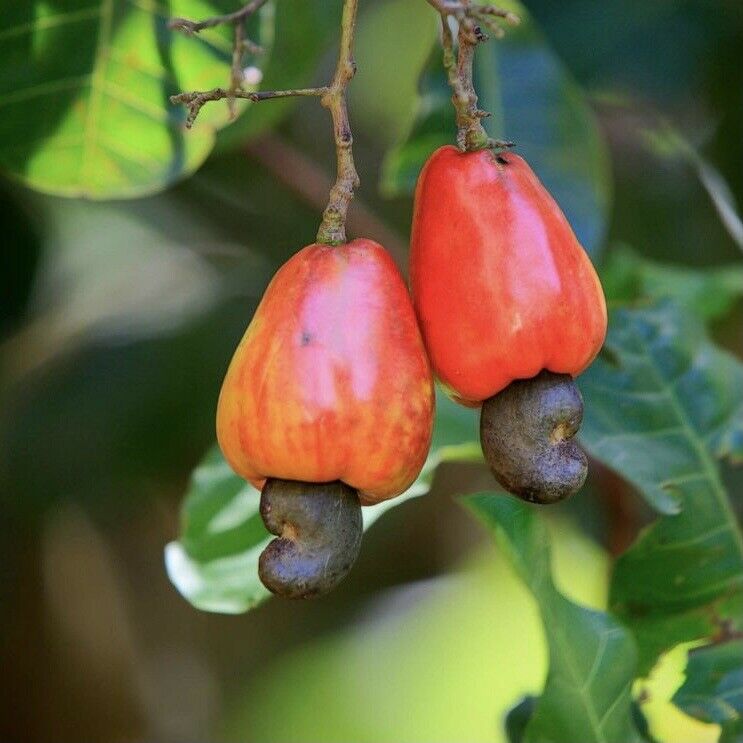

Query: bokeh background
2;1;742;741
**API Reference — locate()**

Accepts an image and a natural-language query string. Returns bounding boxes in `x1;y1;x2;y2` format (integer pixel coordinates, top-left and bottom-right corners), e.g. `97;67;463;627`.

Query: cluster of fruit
216;146;607;598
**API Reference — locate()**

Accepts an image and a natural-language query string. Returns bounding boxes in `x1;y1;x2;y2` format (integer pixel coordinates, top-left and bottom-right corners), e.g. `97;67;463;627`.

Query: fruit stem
444;14;489;151
430;1;518;152
315;0;361;246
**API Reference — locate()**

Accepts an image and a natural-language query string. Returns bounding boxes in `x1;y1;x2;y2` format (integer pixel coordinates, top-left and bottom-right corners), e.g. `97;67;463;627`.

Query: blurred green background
1;1;741;741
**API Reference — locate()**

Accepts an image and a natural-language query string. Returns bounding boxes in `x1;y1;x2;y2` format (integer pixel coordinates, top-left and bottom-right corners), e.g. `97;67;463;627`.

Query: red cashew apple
217;238;434;597
410;146;607;404
410;146;607;504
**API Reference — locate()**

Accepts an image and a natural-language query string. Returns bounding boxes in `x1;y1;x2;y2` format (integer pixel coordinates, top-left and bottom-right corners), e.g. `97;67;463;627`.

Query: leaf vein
0;6;101;43
80;0;114;188
0;75;91;109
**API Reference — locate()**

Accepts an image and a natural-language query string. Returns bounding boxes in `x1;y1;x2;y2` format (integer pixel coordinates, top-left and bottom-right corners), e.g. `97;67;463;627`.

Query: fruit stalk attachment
315;0;360;246
427;0;519;151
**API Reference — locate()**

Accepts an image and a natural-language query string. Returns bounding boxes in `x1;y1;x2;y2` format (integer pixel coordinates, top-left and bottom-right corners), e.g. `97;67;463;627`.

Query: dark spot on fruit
301;331;312;346
496;155;509;165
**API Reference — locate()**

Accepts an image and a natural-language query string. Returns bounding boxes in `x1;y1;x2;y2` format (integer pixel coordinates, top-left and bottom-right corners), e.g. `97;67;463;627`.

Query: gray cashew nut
480;370;587;504
258;478;363;598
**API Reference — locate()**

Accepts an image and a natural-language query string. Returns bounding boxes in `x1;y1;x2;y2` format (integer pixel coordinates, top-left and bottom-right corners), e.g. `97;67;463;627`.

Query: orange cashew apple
217;238;434;597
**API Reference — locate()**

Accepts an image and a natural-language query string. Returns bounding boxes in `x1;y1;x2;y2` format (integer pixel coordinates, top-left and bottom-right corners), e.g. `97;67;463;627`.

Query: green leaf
720;719;743;743
0;0;273;199
578;301;743;672
165;391;480;613
601;245;743;322
505;696;537;743
380;0;611;257
349;0;437;147
464;495;642;743
673;640;743;727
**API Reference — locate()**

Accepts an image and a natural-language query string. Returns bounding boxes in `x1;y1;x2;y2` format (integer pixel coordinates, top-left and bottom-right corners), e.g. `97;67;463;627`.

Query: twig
705;619;743;648
169;0;269;34
427;0;519;152
315;0;360;245
169;0;268;124
171;0;361;245
425;0;519;26
171;87;328;129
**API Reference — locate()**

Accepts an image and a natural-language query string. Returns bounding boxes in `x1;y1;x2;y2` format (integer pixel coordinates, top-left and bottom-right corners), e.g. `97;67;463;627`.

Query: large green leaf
464;495;642;743
578;301;743;673
165;391;480;613
164;448;271;613
673;640;743;730
380;0;611;257
0;0;272;198
601;245;743;322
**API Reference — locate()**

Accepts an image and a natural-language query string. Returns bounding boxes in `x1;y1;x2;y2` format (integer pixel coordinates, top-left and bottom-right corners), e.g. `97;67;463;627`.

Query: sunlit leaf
578;301;743;672
464;495;642;743
0;0;273;198
380;0;611;257
631;702;658;743
165;391;480;613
